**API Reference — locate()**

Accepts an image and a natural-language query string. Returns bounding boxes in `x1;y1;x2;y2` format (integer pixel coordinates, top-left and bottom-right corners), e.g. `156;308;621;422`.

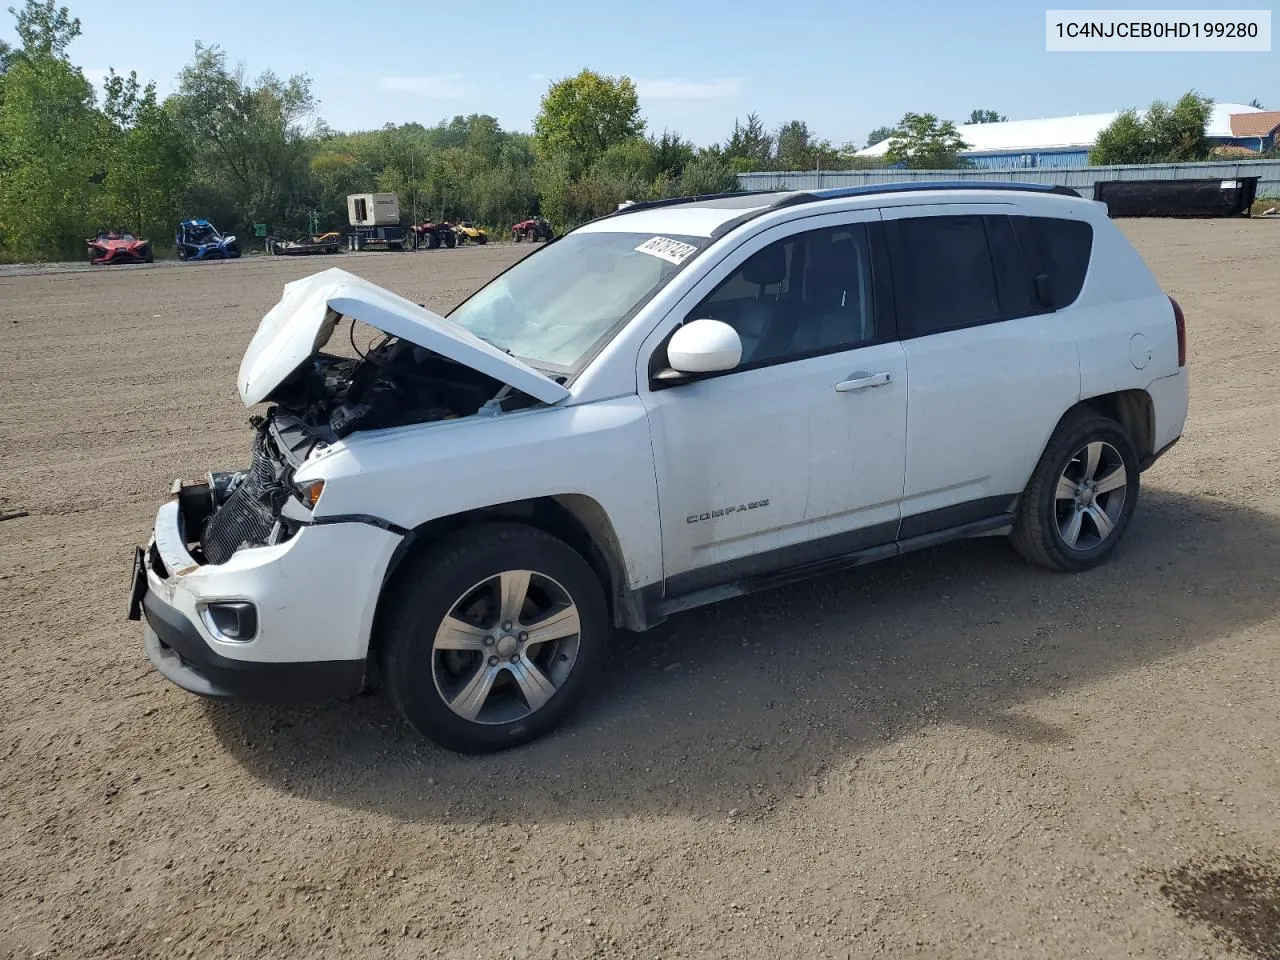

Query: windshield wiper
473;333;512;355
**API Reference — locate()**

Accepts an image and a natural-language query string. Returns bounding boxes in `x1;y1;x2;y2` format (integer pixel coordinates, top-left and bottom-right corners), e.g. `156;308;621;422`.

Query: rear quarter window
1025;217;1093;309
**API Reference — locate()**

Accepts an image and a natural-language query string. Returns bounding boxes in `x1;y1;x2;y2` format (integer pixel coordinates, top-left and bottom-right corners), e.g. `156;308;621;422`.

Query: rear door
881;204;1080;535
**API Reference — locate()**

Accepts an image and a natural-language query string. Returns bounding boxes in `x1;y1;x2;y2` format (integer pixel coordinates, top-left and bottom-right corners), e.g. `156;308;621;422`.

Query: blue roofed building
856;102;1277;169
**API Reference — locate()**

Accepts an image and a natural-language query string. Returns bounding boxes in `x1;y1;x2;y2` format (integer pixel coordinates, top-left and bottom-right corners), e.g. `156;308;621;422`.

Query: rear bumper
1146;367;1189;457
142;588;365;702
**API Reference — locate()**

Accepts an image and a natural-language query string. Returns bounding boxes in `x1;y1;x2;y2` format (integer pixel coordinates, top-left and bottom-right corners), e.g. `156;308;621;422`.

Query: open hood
237;267;570;407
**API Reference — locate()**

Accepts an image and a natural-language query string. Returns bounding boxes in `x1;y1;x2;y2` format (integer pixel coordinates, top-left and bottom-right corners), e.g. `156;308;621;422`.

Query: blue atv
175;219;241;261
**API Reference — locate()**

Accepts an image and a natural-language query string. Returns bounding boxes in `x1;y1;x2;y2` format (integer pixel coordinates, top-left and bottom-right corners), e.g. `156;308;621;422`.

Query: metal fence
737;159;1280;199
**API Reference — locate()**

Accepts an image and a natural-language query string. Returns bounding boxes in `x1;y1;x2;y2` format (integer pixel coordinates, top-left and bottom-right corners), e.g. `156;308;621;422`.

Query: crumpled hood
236;267;570;407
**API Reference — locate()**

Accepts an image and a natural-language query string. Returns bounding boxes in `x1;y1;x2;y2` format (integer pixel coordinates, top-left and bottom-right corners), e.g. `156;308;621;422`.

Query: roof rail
586;189;787;225
582;180;1082;235
770;181;1080;208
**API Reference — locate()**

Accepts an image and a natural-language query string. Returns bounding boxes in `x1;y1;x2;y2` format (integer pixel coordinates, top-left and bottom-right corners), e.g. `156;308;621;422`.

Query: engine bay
268;334;521;442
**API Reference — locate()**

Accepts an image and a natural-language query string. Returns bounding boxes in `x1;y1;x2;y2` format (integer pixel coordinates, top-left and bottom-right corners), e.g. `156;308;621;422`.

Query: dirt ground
2;221;1278;960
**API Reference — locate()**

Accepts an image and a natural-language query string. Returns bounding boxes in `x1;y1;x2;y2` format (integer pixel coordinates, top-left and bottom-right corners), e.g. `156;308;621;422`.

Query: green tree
532;69;643;180
864;126;894;148
98;69;189;239
1089;92;1213;165
722;113;773;171
168;43;318;236
0;0;106;259
884;113;970;168
1089;109;1146;164
967;109;1006;124
678;151;739;195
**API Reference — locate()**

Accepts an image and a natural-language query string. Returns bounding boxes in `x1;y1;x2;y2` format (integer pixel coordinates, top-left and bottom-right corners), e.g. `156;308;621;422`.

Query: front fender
296;398;664;590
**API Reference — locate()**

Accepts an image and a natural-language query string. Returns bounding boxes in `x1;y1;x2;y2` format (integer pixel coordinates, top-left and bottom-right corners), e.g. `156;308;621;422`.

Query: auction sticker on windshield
635;236;698;265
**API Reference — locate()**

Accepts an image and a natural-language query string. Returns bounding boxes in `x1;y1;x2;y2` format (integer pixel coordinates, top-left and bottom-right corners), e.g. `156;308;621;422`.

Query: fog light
199;601;259;642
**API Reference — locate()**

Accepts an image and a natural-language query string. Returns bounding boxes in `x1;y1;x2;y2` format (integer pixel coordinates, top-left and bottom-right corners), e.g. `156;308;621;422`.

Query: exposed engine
271;336;513;441
193;335;531;564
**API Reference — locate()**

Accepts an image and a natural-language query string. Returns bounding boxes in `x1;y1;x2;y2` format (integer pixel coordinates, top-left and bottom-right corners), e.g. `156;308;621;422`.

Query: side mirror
667;318;742;374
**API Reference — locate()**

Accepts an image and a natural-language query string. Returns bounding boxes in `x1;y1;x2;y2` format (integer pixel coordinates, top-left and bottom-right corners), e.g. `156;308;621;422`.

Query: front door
638;212;908;595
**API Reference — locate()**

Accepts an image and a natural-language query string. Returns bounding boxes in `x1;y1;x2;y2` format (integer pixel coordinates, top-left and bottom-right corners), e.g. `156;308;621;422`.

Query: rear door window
885;215;1001;337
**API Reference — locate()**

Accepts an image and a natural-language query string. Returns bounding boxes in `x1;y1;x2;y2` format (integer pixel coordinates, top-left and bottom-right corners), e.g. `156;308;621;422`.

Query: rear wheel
1011;411;1140;571
380;524;609;754
427;231;440;250
444;230;456;249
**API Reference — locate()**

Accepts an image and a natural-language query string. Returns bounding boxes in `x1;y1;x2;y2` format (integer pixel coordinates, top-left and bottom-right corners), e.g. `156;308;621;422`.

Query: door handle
835;371;892;393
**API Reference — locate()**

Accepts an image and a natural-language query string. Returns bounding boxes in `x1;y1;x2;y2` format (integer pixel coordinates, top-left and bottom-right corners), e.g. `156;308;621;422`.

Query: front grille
200;429;288;564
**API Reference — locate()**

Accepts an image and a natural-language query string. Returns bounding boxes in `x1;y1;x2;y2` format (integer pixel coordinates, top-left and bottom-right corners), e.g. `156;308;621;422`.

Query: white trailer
345;193;411;251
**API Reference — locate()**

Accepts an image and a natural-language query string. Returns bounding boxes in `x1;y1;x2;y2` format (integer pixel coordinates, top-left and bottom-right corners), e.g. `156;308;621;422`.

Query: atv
87;229;153;265
452;220;488;245
511;215;553;242
406;220;456;250
175;219;241;261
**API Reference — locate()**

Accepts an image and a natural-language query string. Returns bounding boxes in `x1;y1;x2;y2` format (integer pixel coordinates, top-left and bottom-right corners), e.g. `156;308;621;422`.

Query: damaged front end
179;267;571;565
197;415;319;564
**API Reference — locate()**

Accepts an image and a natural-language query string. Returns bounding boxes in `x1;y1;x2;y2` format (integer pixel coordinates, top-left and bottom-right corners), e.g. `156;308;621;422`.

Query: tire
1010;410;1140;572
444;231;456;249
477;234;487;245
379;523;609;754
513;230;523;242
427;231;440;250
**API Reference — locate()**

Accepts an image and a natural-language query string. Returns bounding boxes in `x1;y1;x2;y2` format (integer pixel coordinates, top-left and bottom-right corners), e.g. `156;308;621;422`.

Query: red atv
87;229;154;265
405;220;456;250
511;216;553;242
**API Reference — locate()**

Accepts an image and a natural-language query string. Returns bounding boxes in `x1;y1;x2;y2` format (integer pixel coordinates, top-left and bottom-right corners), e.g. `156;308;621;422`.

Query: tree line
1;1;1263;263
0;1;880;261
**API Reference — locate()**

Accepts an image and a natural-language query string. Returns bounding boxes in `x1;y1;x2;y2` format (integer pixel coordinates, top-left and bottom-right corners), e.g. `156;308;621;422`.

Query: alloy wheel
1054;440;1128;550
431;570;582;725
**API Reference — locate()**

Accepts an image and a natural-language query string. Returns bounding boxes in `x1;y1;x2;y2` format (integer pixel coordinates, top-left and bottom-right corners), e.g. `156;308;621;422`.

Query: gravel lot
2;222;1278;960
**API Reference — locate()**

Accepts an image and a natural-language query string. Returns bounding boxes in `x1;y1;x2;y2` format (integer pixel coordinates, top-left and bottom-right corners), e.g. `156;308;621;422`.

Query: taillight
1169;295;1186;367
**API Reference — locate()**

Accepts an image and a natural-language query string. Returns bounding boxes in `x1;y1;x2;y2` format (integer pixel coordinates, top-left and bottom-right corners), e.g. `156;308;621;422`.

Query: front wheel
380;524;609;753
1011;411;1140;571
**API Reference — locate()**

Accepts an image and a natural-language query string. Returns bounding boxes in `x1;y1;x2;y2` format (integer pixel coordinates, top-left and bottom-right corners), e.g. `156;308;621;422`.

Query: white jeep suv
127;182;1189;753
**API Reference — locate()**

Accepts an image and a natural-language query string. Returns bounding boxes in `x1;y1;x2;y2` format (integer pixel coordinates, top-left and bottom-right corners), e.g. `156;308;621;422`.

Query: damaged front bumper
127;478;403;703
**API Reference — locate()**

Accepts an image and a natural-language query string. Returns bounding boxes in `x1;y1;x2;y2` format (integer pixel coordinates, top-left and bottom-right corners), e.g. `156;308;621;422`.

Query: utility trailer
345;193;412;251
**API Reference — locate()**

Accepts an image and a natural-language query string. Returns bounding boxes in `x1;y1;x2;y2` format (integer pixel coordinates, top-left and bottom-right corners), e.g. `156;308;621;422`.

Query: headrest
741;243;788;286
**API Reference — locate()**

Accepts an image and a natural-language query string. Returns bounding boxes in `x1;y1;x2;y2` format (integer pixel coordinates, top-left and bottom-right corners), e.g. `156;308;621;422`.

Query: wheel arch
368;494;643;663
1034;389;1155;475
1077;388;1155;466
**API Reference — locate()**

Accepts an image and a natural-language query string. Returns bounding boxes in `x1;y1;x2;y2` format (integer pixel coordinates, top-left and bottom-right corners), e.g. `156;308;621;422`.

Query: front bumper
130;479;403;702
141;589;366;701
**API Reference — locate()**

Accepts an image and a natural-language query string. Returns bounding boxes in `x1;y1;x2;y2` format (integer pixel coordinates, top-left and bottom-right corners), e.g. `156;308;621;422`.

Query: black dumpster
1092;176;1259;217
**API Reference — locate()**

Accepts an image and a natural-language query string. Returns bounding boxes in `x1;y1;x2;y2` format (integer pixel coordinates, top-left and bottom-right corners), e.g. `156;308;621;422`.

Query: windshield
447;230;705;370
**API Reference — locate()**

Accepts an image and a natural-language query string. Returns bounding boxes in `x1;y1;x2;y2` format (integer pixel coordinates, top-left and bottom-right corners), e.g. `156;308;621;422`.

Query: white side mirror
667;318;742;374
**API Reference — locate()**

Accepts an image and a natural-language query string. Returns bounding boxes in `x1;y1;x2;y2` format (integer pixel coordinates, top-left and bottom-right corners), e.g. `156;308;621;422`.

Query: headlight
294;479;325;508
225;235;236;243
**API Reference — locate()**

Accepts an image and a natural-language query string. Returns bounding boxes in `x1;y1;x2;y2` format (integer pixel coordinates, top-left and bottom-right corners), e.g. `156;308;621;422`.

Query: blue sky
6;0;1276;147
